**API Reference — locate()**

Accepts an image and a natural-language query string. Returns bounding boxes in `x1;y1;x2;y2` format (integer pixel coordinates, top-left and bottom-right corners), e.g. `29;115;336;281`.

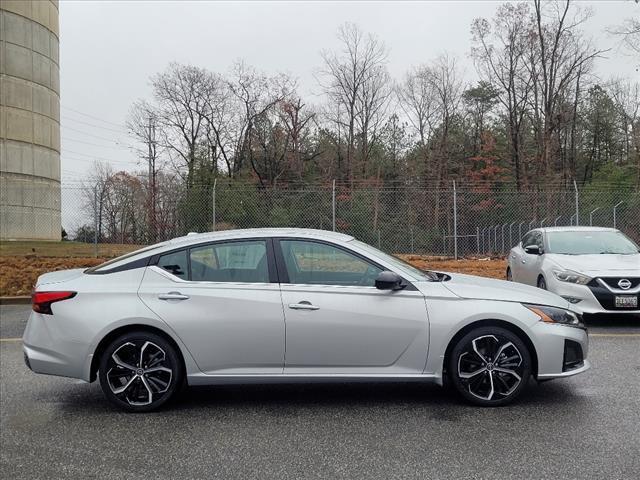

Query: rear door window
189;241;269;283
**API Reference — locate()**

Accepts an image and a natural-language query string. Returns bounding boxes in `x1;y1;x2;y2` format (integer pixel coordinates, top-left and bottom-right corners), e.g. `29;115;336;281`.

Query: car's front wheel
449;327;531;406
537;275;547;290
98;331;183;412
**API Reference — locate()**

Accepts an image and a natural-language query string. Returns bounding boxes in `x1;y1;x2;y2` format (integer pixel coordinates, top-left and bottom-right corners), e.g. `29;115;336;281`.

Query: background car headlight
524;304;585;328
552;269;591;285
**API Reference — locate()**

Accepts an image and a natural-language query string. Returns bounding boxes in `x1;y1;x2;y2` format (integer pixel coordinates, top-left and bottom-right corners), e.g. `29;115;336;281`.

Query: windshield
546;231;639;255
350;240;438;281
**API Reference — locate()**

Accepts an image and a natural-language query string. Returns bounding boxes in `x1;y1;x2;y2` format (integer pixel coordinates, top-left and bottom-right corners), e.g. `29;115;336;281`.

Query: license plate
615;296;638;308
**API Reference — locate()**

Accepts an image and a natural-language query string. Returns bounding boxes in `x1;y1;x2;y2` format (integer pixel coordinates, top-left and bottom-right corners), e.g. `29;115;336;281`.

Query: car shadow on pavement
52;378;589;415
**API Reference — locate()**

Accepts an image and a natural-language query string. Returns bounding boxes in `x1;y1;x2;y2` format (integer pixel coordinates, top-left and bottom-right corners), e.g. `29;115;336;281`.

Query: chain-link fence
50;181;640;258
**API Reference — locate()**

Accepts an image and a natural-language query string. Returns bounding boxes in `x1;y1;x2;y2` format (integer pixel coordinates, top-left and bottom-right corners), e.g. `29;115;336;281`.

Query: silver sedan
507;227;640;316
24;228;589;411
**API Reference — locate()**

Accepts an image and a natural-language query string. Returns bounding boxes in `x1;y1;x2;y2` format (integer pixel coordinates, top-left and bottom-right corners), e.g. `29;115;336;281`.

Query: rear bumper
22;311;91;381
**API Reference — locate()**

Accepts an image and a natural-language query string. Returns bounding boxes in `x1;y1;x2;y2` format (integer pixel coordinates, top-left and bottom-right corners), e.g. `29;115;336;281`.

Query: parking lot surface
1;305;639;479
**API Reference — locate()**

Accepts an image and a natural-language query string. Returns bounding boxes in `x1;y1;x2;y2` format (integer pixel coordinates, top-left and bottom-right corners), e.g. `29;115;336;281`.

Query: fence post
589;207;600;226
574;180;579;226
554;215;561;226
453;181;458;260
494;225;499;252
332;179;336;232
410;227;414;253
476;227;480;255
212;178;217;232
508;222;515;250
613;201;624;229
93;185;98;258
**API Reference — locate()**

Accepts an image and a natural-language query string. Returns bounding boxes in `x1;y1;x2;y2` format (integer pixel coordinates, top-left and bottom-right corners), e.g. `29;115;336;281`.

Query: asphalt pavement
1;305;639;479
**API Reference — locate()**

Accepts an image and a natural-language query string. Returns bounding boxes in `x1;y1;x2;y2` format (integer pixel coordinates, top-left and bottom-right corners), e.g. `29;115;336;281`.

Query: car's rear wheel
98;331;183;412
537;275;547;290
506;267;512;281
449;326;531;406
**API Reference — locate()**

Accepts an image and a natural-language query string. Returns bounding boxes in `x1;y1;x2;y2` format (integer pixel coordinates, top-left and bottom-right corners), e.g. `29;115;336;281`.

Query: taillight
32;291;77;315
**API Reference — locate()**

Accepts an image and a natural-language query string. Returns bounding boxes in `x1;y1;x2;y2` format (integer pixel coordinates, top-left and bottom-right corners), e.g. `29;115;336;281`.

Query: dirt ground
0;244;507;297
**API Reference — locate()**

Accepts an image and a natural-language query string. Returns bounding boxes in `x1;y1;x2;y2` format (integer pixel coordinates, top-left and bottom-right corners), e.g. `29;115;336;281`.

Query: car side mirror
524;244;541;255
375;271;406;291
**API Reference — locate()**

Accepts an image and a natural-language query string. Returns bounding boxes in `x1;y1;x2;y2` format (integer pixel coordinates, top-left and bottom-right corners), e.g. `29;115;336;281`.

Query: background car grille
587;278;639;310
594;277;640;290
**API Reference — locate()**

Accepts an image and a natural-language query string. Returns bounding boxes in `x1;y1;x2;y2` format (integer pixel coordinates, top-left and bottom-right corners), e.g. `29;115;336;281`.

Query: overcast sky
58;0;638;184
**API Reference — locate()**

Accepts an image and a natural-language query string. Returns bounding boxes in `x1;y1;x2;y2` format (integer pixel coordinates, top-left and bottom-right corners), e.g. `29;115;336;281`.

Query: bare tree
226;61;292;183
317;23;389;182
607;0;640;62
532;0;606;178
151;63;210;187
609;77;640;185
472;2;535;189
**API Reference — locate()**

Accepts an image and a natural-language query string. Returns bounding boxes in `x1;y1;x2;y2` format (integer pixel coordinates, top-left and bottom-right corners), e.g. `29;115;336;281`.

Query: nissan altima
24;228;589;411
507;227;640;316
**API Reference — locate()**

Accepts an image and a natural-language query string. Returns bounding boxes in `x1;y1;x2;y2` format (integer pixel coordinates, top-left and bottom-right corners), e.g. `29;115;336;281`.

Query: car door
275;238;429;375
510;232;532;282
520;231;545;286
138;239;285;375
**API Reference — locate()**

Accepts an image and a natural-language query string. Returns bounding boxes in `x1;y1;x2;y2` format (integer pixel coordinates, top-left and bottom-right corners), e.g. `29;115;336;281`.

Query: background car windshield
546;231;639;255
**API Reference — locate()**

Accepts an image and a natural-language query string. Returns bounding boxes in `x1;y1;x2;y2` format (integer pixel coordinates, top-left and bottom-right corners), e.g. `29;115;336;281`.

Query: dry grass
0;257;105;296
398;255;507;280
0;241;139;258
0;243;507;297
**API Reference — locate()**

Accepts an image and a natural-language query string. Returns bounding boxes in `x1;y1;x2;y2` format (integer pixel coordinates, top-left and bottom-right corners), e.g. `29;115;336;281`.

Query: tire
506;267;512;281
98;331;183;412
449;326;531;407
537;276;547;290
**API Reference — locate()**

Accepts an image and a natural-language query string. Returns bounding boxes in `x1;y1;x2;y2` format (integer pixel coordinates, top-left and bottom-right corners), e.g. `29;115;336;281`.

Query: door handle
158;292;190;301
288;301;319;311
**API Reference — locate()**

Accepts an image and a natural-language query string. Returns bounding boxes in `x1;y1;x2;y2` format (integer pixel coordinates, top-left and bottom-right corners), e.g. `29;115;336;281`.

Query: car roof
534;226;619;233
166;228;354;247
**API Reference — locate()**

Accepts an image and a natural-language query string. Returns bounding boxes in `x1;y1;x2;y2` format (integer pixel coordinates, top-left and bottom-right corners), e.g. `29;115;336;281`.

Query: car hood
546;253;640;276
433;272;569;309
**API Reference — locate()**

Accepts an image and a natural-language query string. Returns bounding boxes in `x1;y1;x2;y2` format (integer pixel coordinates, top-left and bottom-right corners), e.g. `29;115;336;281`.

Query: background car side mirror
524;244;541;255
375;271;406;290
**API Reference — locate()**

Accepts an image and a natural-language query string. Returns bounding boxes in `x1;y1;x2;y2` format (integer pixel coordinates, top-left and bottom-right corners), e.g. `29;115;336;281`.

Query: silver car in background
24;228;589;412
507;227;640;316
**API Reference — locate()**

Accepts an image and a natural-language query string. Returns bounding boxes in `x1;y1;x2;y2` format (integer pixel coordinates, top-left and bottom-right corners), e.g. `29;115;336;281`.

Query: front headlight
552;269;591;285
524;304;585;328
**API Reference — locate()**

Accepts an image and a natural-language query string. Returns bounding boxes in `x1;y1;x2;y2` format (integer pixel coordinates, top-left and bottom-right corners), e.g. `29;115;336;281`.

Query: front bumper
546;275;640;316
531;320;590;379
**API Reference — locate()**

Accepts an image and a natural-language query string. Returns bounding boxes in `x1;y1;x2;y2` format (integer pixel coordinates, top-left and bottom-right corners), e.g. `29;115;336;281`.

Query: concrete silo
0;0;61;240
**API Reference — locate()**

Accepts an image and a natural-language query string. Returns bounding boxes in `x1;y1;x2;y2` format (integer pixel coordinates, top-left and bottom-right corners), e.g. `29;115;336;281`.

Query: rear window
158;250;188;278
